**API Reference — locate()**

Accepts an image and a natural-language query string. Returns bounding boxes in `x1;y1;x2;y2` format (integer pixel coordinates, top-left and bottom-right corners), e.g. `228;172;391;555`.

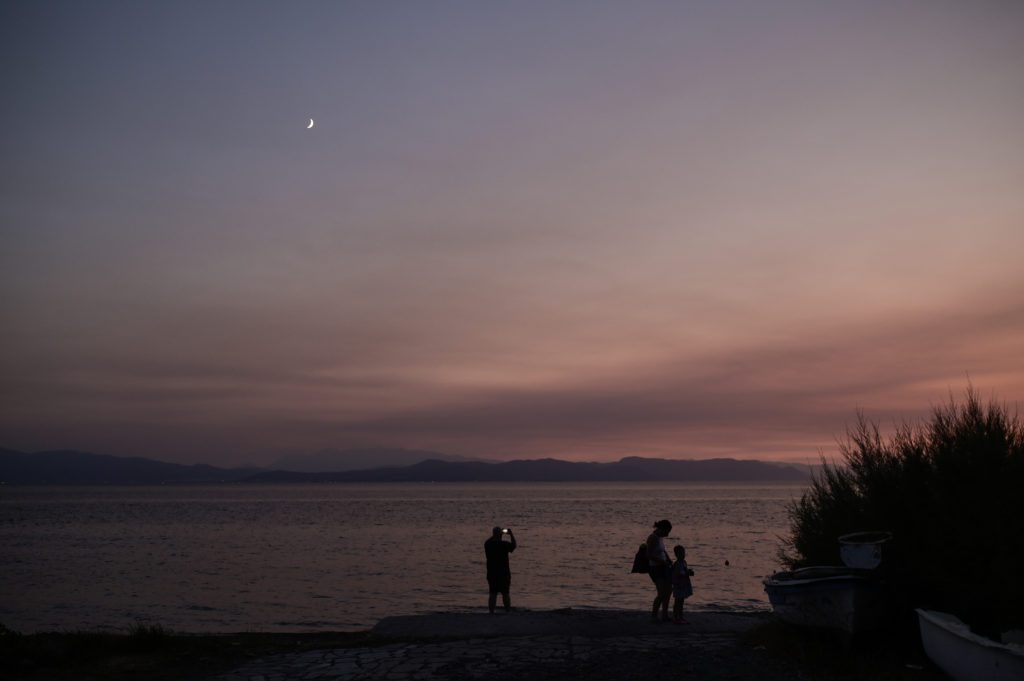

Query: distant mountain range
268;447;485;472
0;448;809;485
247;456;808;483
0;449;259;485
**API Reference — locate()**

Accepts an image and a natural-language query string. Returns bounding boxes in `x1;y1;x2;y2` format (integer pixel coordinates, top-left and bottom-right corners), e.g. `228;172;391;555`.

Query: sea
0;482;806;633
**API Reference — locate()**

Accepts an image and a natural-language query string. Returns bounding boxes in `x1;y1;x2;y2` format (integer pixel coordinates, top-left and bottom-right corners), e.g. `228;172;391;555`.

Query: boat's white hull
764;567;888;634
838;531;892;570
917;609;1024;681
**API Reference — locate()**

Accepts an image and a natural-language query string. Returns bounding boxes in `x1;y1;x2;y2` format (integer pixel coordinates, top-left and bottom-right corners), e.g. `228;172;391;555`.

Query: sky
2;1;1023;467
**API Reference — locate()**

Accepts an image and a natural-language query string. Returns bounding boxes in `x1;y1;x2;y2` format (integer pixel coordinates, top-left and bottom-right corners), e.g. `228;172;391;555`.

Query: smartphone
502;528;509;534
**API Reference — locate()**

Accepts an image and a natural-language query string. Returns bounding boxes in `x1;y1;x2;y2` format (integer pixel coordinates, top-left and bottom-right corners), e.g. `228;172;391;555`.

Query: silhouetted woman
647;519;673;622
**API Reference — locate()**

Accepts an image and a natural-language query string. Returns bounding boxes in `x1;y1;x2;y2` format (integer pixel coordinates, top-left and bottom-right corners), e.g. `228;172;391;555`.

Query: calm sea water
0;482;805;633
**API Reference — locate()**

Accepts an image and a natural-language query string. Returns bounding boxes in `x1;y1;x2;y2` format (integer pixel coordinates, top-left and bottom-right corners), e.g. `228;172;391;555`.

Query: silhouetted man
485;526;517;613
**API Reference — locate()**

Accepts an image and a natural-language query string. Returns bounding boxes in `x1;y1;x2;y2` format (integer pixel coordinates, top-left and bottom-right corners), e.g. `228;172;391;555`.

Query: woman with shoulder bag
646;519;673;622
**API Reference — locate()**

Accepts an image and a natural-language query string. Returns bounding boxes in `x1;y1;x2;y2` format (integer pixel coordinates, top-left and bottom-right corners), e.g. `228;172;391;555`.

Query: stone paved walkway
205;610;798;681
207;631;744;681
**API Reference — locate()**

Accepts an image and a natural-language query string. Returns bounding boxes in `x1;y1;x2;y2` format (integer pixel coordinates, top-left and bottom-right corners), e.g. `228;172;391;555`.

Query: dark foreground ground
0;610;948;681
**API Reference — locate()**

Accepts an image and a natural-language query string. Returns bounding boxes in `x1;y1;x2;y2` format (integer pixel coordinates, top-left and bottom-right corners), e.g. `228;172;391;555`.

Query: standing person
485;526;517;613
647;519;673;622
670;544;694;624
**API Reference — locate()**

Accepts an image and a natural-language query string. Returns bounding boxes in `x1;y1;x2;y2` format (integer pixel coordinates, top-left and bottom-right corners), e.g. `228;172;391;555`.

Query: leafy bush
780;387;1024;635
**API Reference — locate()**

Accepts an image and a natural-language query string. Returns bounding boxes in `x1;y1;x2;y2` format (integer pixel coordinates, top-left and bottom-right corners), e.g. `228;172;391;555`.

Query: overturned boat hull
917;609;1024;681
764;566;888;634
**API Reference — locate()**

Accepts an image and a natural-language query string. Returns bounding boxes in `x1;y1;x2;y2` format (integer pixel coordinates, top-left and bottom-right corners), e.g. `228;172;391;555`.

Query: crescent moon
307;118;315;129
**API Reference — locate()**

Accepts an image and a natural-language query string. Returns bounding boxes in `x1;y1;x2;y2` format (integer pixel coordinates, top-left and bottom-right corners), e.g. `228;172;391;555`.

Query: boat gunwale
763;566;879;588
917;608;1024;656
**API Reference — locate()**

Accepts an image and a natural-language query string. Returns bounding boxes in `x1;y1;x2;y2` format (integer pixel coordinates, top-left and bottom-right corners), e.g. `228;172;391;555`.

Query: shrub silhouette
780;387;1024;635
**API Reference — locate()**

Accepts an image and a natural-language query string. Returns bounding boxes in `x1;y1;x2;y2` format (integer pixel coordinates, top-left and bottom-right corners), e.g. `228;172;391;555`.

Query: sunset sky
2;1;1022;467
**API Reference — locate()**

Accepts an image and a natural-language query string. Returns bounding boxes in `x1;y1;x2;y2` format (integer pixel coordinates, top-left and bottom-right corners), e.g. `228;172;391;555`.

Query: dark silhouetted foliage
780;388;1024;635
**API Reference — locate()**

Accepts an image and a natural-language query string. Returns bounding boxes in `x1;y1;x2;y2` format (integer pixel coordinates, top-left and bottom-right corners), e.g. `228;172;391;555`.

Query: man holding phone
485;526;517;613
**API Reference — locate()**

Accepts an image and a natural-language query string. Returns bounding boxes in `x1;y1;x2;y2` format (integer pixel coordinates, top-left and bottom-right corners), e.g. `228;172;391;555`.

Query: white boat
917;609;1024;681
763;566;889;634
838;531;892;570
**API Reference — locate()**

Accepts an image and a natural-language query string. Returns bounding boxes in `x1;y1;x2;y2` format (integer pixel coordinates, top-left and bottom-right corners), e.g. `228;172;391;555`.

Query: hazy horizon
3;2;1023;467
1;445;821;470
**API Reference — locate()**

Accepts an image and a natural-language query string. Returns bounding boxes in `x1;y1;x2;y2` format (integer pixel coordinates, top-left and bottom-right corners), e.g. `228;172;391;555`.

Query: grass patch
125;621;171;645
